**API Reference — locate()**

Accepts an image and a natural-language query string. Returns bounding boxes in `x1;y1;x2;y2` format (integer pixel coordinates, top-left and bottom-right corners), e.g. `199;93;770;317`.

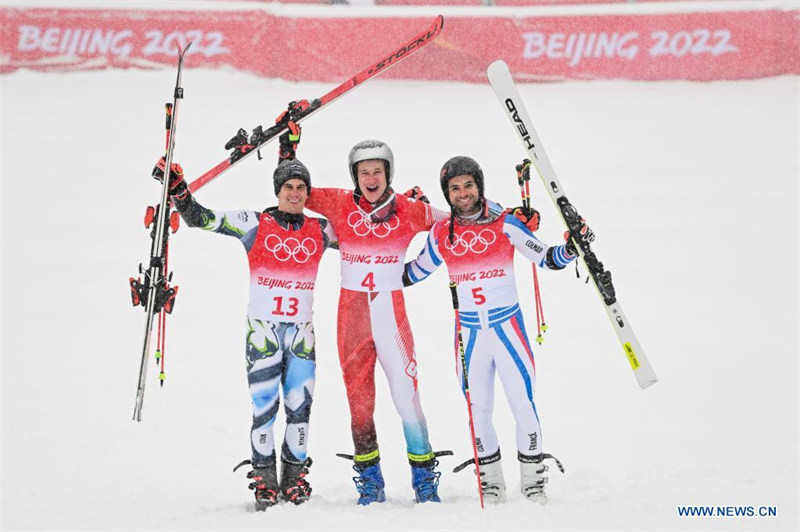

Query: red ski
188;15;444;193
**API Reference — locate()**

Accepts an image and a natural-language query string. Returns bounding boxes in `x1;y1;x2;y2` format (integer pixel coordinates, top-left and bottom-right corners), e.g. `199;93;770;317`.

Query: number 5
472;287;486;305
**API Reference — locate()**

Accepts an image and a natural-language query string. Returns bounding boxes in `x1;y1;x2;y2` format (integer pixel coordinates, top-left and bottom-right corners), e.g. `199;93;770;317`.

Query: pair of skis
131;17;445;421
487;60;658;390
130;43;191;422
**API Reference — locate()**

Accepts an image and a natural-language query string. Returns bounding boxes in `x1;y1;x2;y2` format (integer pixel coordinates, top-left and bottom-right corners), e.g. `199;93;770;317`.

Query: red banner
1;7;797;81
438;10;800;81
0;9;274;75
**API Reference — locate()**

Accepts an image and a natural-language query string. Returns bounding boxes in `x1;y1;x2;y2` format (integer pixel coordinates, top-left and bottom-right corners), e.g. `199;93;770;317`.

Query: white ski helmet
348;139;394;187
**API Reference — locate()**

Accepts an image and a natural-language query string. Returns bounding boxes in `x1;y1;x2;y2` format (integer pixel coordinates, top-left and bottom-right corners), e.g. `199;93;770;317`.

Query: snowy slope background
1;65;798;531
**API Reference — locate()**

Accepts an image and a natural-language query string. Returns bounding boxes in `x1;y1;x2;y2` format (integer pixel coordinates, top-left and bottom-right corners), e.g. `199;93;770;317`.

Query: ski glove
402;186;429;204
276;100;308;161
275;99;310;126
510;206;540;232
564;218;594;257
278;121;301;161
152;156;185;192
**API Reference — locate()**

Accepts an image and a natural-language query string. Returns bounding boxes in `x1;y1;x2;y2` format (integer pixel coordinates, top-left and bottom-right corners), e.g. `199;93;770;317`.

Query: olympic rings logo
264;234;318;263
347;211;400;238
445;229;497;256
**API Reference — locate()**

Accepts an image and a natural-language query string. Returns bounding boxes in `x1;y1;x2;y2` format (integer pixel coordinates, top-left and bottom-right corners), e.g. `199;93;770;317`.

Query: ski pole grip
165;103;173;130
164;103;173;150
449;282;459;311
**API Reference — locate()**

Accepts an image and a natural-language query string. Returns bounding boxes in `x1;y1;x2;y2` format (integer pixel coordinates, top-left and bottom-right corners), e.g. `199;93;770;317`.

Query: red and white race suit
305;187;447;467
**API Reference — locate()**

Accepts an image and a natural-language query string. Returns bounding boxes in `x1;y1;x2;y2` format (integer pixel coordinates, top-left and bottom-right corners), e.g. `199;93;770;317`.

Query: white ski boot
519;453;564;504
478;451;506;504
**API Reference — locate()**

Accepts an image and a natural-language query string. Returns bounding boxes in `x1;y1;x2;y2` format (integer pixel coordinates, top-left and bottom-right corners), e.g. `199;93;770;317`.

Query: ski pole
532;266;547;341
515;160;547;343
159;236;168;387
449;283;485;509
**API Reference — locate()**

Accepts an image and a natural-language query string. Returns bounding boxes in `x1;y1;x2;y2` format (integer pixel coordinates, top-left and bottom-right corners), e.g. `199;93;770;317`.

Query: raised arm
154;158;259;239
502;214;576;271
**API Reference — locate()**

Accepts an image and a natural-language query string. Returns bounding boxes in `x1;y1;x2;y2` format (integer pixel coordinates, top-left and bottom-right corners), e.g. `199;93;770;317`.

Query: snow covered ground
1;66;798;531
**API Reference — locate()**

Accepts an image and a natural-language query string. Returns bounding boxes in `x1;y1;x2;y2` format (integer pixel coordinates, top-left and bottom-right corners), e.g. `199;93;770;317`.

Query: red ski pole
516;160;547;343
449;283;485;509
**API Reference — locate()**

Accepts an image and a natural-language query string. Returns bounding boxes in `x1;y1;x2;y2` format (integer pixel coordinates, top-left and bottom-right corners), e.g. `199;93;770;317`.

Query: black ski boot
233;459;279;511
280;458;313;505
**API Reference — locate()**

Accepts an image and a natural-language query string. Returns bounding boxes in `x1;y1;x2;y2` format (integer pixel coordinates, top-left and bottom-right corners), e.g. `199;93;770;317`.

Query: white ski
487;60;658;390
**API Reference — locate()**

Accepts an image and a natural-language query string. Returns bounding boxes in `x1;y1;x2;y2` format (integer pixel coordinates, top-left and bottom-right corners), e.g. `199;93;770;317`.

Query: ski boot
453;450;506;504
519;452;565;505
478;451;507;504
233;459;279;511
411;461;442;503
280;458;313;505
352;463;386;506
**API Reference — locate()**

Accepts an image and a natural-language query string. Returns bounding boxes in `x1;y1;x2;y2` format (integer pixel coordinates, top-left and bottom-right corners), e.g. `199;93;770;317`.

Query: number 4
361;272;376;291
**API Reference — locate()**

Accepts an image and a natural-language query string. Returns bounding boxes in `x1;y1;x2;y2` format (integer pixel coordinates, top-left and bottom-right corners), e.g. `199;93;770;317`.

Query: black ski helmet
440;156;484;205
273;158;311;196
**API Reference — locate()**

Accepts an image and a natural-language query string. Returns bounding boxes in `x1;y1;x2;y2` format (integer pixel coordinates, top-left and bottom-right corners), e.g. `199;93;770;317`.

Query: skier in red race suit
297;131;449;504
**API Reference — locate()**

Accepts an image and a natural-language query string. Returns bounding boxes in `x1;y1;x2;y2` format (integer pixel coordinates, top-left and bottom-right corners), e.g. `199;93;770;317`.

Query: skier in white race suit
403;156;592;504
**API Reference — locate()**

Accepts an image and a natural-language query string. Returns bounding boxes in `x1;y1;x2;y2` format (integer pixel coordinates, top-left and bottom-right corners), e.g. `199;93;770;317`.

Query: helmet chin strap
354;188;397;223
